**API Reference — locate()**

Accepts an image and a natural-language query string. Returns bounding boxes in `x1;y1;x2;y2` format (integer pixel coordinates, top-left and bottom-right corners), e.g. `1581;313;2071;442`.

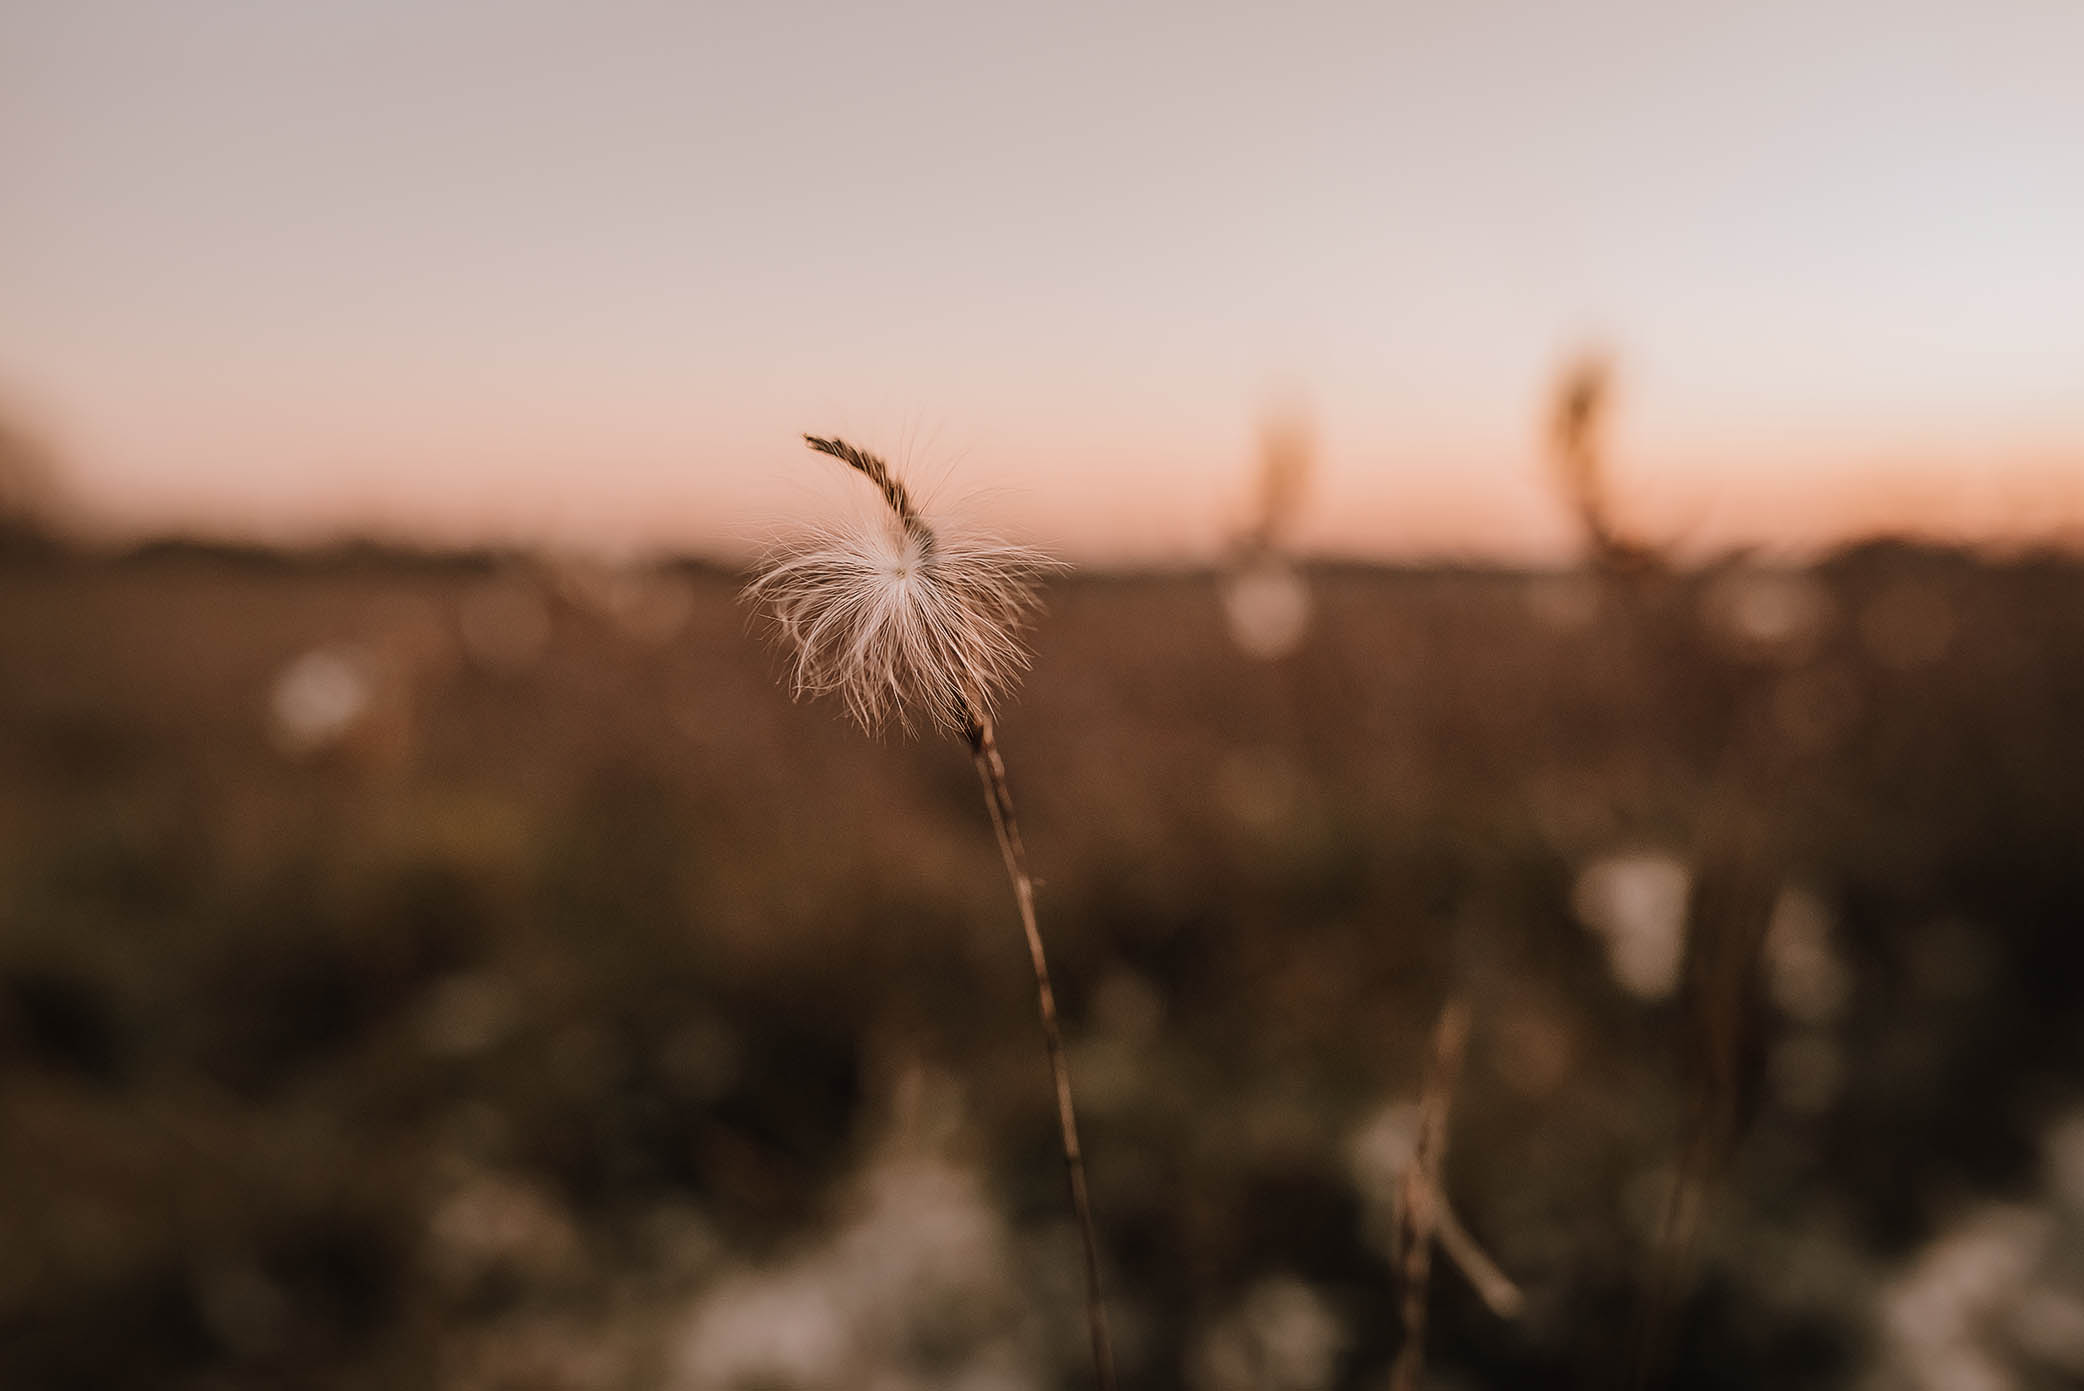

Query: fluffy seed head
748;436;1058;735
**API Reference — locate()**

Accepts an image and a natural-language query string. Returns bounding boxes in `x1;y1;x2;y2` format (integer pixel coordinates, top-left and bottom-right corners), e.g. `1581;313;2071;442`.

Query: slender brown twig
964;708;1116;1391
1627;811;1776;1390
1392;998;1473;1391
1433;1191;1525;1322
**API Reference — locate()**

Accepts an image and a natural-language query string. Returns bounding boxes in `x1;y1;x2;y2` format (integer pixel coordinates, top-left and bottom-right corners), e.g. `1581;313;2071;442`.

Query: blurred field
3;539;2083;1389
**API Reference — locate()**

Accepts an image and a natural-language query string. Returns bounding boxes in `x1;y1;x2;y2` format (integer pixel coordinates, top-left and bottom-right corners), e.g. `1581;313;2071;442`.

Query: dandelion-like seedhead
748;436;1058;736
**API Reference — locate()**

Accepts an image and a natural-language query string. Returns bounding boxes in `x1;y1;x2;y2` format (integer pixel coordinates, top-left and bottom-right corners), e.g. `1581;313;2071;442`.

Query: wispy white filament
748;464;1056;735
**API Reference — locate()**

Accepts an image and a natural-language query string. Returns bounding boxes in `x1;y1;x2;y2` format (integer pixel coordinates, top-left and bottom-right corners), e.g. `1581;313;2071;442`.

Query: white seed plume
749;436;1057;735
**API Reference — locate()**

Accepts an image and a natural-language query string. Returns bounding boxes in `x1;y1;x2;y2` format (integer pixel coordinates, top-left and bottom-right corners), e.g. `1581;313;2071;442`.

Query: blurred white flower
1571;852;1692;1000
267;645;373;756
1193;1275;1345;1391
1221;556;1312;661
672;1136;1029;1389
1701;564;1833;661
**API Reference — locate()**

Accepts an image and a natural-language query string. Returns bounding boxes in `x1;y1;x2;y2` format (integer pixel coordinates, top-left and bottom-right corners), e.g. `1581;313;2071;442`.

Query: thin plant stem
1433;1188;1525;1321
965;711;1116;1391
1392;998;1473;1391
767;434;1108;1383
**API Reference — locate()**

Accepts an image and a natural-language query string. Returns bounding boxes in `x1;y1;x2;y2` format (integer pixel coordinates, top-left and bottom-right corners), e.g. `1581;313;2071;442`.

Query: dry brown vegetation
3;538;2084;1388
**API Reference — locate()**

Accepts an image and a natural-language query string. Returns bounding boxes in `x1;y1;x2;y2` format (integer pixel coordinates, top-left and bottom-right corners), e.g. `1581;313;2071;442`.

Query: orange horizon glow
19;396;2081;567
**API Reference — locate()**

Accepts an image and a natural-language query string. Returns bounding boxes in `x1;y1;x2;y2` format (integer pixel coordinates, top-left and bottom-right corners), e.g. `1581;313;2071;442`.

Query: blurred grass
2;539;2082;1388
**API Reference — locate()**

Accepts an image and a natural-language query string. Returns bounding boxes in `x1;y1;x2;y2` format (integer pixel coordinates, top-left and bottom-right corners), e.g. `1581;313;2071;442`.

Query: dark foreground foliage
2;541;2081;1388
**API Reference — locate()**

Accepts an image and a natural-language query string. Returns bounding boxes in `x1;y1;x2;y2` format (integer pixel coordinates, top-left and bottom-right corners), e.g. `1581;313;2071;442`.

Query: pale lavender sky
4;1;2081;559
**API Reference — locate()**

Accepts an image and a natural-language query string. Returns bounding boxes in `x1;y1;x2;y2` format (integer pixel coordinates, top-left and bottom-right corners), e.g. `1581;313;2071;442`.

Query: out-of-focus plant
0;400;64;550
1549;352;1659;574
1222;405;1317;661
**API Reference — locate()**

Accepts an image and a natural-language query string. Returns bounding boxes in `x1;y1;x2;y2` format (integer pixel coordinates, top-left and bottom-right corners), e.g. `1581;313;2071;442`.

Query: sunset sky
4;1;2081;561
